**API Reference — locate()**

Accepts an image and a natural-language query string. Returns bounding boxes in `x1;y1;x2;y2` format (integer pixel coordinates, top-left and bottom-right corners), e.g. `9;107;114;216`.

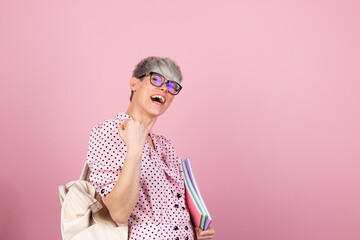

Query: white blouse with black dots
86;113;195;240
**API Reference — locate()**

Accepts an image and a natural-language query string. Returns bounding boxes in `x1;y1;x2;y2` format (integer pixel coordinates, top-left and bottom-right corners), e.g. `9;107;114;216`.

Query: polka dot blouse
86;113;195;240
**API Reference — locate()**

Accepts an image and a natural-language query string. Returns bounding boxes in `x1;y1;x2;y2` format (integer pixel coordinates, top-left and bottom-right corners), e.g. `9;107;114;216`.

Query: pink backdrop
1;1;359;239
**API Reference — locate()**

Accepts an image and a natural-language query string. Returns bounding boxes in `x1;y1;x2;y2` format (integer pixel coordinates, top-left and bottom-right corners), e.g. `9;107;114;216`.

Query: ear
129;77;138;91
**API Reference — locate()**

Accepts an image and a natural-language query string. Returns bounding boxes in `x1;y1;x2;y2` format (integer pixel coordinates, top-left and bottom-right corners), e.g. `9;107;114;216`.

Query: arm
105;150;142;224
104;119;148;224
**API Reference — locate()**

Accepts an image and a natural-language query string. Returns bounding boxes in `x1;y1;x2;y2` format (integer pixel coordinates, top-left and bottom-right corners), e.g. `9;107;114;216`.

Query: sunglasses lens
155;75;163;86
168;81;175;93
151;74;164;86
172;82;181;94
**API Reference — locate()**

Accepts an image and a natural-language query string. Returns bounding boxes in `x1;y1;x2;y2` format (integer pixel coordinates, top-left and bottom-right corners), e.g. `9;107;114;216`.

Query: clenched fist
118;119;149;155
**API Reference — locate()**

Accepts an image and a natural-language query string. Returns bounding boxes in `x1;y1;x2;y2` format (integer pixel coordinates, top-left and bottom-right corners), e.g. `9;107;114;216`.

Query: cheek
166;97;175;106
138;86;152;99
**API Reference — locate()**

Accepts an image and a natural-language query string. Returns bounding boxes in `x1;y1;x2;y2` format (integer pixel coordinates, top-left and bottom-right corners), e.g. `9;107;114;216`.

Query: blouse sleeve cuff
98;182;116;197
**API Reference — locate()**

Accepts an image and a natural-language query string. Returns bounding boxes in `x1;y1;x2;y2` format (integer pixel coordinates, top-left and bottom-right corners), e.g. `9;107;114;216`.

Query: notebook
181;157;212;230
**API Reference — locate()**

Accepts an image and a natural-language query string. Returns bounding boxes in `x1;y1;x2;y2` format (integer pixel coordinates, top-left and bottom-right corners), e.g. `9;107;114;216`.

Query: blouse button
185;237;189;240
174;226;179;230
177;193;182;198
182;206;185;210
175;237;179;240
174;204;179;208
185;226;188;230
101;189;105;194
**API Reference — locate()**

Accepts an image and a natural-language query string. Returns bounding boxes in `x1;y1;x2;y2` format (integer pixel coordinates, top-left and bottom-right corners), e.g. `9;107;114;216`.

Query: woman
86;56;215;240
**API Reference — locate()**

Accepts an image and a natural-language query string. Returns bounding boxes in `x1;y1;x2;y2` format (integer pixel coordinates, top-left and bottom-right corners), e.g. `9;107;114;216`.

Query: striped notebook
181;157;212;230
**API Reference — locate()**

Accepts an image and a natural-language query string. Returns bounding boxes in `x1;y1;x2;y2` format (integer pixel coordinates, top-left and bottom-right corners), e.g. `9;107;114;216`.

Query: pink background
1;0;360;239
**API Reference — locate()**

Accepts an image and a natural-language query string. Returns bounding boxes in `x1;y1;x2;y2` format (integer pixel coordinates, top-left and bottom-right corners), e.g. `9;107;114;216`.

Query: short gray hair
130;56;183;101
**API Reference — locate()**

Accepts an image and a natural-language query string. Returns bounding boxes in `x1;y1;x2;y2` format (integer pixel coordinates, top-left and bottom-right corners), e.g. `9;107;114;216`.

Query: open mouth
150;94;166;105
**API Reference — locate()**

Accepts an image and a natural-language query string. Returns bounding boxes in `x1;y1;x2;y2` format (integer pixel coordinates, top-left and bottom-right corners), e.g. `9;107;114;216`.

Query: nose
159;83;168;92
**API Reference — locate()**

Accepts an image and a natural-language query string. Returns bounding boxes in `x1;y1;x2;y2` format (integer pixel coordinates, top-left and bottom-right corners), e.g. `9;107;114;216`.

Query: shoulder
90;112;130;136
89;119;120;141
87;117;127;164
91;119;119;132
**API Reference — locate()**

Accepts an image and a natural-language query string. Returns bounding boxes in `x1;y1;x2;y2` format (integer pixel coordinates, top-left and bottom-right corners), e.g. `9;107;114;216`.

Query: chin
145;100;171;117
148;107;167;117
150;110;166;117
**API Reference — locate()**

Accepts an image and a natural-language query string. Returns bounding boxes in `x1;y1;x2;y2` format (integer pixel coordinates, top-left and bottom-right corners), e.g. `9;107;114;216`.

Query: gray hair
130;56;183;101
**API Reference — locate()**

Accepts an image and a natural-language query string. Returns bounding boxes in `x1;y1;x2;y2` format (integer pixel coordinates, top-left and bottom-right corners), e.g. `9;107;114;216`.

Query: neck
126;103;157;132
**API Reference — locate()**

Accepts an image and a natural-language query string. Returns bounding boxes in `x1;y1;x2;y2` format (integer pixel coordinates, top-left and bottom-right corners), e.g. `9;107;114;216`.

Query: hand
117;119;148;154
195;224;215;240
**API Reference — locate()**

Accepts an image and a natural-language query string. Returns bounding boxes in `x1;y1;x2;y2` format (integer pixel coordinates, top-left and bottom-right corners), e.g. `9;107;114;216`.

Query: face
130;74;177;117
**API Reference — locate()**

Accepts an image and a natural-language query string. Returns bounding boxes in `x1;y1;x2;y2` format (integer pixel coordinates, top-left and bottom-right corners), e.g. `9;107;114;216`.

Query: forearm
105;150;142;224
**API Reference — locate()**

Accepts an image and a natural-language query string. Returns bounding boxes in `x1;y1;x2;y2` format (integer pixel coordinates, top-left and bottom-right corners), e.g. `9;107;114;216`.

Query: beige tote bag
59;162;128;240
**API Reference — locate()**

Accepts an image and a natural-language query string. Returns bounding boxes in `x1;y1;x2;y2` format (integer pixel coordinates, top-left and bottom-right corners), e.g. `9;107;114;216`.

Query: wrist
126;148;143;159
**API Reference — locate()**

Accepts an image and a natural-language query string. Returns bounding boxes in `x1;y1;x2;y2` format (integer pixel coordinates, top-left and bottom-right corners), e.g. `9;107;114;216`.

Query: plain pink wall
1;0;359;239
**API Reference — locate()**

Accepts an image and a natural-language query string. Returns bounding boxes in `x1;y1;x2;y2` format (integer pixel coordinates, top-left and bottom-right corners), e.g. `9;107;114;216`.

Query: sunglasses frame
138;72;182;95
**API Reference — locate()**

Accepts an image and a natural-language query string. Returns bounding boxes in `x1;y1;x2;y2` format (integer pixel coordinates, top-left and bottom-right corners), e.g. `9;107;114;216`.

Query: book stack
180;157;212;231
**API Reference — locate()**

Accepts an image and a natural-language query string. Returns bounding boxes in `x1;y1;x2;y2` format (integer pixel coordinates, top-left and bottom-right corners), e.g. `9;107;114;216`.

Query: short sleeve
86;120;127;197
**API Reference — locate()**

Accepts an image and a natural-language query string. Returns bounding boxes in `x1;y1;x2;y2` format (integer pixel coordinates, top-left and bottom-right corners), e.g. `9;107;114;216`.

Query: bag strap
80;161;90;181
58;162;91;205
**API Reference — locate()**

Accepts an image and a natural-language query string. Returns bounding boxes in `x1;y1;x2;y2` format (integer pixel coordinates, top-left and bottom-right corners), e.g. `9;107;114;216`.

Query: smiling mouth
150;94;166;105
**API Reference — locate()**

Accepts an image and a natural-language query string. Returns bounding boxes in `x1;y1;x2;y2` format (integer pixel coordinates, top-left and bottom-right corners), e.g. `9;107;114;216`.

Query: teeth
151;95;165;104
